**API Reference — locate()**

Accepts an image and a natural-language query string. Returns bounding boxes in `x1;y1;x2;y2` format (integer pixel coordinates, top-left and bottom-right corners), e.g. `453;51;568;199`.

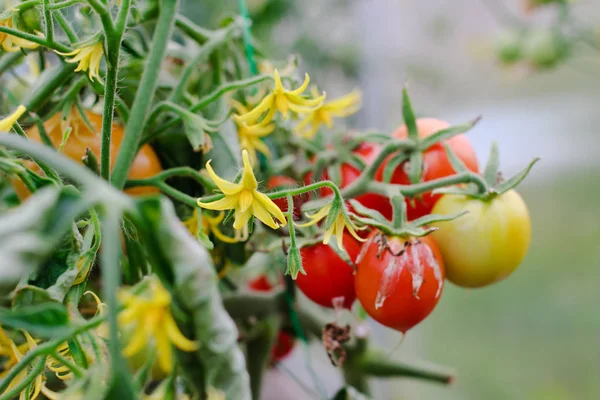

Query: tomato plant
376;118;479;220
295;233;361;309
267;175;306;219
432;190;532;288
355;231;445;333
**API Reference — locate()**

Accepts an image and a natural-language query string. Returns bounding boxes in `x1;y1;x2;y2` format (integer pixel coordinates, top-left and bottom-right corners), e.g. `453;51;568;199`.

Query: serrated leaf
0;302;69;338
133;198;251;399
419;117;481;150
483;141;500;187
402;88;418;140
182;111;208;151
407;152;423;184
495;157;540;195
442;143;468;174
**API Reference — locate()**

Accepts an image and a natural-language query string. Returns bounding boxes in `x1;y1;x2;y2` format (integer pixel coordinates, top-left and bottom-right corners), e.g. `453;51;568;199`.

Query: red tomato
247;275;276;292
375;118;479;220
266;176;307;219
305;142;390;215
271;331;295;362
295;233;361;309
355;231;445;333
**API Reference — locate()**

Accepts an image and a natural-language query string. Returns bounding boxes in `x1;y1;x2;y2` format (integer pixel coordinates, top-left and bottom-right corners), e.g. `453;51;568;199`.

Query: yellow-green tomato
431;190;531;288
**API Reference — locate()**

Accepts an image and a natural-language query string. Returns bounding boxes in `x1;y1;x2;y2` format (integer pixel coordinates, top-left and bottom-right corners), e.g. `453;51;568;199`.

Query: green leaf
133;197;251;400
0;187;89;300
495;157;540;195
419;117;481;150
483;142;500;187
407;151;423;184
182;111;208;151
402;88;418;140
82;148;100;175
0;302;69;337
205;119;242;179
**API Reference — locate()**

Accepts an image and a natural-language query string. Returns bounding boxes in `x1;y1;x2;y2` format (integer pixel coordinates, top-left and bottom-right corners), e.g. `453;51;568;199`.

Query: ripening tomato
271;331;295;362
355;231;445;333
295;233;361;309
431;191;531;288
13;110;162;199
305;142;389;214
266;175;307;219
375;118;479;221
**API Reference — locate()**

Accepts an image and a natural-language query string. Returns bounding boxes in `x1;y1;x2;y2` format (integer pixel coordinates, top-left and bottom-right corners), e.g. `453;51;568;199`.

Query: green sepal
401;88;418;140
82;147;100;175
442;142;469;174
286;245;304;279
483;141;500;187
495;157;540;195
324;197;342;231
407;151;423;184
411;210;469;228
419;117;481;150
382;152;407;183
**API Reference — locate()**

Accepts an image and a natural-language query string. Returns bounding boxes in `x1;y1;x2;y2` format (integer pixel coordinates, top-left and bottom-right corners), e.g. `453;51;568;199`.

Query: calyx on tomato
432;141;540;201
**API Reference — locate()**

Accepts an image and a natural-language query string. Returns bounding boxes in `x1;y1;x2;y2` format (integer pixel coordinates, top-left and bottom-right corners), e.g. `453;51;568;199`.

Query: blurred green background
192;0;600;399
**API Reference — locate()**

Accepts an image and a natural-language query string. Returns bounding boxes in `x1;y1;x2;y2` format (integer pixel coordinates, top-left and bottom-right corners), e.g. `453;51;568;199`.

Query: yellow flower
0;18;40;52
0;325;44;400
298;203;366;250
231;100;275;165
198;149;287;230
0;105;26;132
118;276;198;374
295;88;362;138
57;42;104;81
183;209;239;244
237;69;325;124
45;342;75;381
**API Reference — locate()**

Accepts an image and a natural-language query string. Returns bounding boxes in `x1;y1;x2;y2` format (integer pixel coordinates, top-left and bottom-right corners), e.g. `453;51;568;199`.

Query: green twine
238;0;258;77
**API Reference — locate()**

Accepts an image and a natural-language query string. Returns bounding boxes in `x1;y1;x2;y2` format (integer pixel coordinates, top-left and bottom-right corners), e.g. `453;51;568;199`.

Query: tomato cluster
293;118;532;334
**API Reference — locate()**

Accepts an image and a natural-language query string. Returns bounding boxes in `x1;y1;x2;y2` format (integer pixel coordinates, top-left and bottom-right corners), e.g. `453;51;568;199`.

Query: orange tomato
13;110;162;199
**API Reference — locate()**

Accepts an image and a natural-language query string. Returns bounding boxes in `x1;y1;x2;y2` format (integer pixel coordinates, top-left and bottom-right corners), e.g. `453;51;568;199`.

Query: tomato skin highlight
14;111;162;199
375;118;479;220
431;190;531;288
295;233;361;309
355;231;445;333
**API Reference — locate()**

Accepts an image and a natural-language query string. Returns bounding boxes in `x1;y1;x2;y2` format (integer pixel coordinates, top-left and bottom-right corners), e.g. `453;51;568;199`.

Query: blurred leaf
0;187;88;300
402;88;418;140
483;142;500;187
134;197;251;400
0;301;69;337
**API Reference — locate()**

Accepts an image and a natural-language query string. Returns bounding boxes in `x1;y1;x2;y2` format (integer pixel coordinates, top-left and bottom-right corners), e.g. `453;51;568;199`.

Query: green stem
174;15;213;44
0;316;105;394
13;0;40;11
100;0;131;181
24;63;74;112
50;349;86;378
47;0;83;10
111;0;179;189
125;166;216;190
100;209;135;395
145;74;270;142
53;9;78;43
0;358;45;400
0;26;70;52
43;0;55;43
87;0;115;33
359;351;453;384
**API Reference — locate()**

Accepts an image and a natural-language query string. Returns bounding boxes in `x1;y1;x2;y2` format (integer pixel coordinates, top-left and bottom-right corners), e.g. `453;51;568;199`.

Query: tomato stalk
111;0;179;190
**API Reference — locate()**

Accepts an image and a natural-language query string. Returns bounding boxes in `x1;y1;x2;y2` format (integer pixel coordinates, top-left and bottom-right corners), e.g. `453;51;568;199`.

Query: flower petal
251;201;280;229
240;150;258;189
289;73;311;96
122;326;147;357
198;195;239;211
253;191;287;226
205;160;242;195
155;327;173;374
164;313;198;352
